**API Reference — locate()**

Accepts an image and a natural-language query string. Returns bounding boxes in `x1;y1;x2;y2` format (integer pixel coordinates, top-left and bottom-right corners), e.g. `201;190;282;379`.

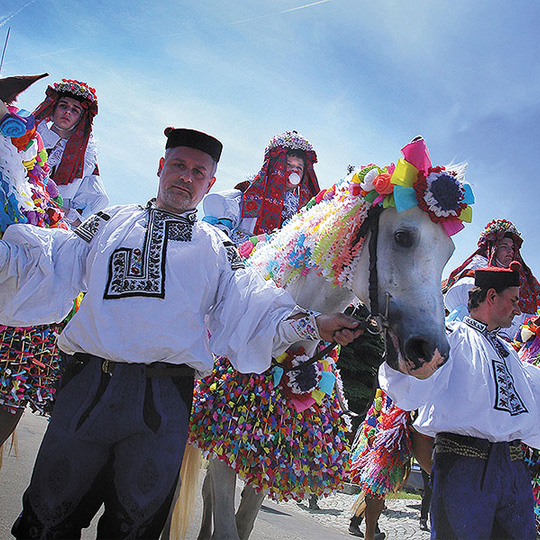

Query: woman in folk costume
444;219;540;340
33;79;109;227
202;130;320;245
0;74;71;447
347;389;411;540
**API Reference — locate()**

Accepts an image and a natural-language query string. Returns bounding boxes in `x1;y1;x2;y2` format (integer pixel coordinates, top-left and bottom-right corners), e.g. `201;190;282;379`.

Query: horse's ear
0;73;48;104
410;135;424;143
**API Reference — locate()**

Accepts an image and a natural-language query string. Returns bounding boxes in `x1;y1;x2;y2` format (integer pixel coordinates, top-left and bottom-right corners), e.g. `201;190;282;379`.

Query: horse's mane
246;157;470;290
247;173;371;288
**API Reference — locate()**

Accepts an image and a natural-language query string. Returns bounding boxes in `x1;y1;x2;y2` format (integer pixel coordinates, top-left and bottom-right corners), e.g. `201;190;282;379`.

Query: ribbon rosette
1;108;34;138
356;138;475;237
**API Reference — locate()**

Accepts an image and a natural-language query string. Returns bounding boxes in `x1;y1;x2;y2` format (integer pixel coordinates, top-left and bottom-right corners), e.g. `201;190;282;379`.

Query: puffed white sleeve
206;239;298;373
444;276;474;320
378;359;449;411
0;224;91;325
70;174;109;220
202;190;242;235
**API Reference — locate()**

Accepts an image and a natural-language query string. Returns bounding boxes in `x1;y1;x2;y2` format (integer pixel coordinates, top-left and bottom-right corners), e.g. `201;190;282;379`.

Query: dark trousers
421;469;432;521
431;439;536;540
12;354;194;540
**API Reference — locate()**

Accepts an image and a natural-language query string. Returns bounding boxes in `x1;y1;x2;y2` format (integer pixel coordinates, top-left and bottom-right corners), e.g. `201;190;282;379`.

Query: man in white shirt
380;263;540;539
6;127;361;539
33;79;109;227
444;219;540;340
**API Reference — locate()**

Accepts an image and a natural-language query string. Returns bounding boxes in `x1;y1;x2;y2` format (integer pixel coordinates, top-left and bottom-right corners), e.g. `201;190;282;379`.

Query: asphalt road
0;411;353;540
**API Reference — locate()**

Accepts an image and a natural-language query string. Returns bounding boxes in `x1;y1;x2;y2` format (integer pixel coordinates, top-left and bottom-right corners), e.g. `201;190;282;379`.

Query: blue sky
2;0;540;277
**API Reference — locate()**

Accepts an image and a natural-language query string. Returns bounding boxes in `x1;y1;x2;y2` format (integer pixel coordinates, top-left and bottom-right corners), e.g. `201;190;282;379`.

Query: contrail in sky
232;0;333;25
0;0;39;29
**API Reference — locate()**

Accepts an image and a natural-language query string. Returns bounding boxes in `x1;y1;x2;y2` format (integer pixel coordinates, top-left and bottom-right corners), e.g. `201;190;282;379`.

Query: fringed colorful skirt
189;349;350;502
0;324;63;415
348;388;411;498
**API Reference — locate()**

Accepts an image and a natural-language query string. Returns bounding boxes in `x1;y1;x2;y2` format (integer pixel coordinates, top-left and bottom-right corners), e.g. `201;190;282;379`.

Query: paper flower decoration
356;138;475;237
53;79;98;103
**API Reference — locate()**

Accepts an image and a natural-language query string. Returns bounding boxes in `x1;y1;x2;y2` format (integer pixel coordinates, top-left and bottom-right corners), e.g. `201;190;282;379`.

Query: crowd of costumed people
3;70;540;540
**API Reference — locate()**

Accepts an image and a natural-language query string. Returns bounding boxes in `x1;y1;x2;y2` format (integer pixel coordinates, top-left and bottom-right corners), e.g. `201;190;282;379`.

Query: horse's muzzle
386;329;449;379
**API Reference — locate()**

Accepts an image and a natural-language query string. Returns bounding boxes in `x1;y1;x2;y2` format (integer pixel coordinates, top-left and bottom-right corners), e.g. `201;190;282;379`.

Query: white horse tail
0;429;19;471
350;491;366;518
170;442;202;539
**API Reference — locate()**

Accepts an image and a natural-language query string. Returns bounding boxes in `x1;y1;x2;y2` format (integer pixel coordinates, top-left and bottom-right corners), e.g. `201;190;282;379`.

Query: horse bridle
367;205;391;335
283;206;391;377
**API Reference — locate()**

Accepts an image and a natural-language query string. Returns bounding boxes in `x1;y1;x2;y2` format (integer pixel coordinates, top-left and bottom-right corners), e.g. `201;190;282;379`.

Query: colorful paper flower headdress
350;137;475;237
478;218;523;249
52;79;98;104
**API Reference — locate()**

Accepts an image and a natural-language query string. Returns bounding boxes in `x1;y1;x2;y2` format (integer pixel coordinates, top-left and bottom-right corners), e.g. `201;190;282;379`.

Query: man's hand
315;313;364;345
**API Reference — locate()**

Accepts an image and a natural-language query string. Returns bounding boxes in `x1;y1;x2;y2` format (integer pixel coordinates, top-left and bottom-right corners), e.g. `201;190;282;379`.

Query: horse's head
247;137;473;379
353;205;454;378
347;137;474;379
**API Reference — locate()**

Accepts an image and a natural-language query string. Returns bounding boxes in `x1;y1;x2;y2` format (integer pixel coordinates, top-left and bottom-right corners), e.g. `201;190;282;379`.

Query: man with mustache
1;127;362;539
380;264;540;539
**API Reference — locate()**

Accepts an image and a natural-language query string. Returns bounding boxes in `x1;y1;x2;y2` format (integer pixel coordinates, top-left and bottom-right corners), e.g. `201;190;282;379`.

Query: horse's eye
394;230;414;248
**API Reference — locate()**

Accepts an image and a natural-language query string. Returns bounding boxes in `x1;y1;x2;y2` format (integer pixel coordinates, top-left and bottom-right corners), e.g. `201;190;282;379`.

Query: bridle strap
368;206;384;320
278;205;390;417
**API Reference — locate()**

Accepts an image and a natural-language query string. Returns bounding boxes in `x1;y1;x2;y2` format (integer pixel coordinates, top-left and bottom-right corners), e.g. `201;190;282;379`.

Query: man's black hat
164;127;223;162
475;261;521;289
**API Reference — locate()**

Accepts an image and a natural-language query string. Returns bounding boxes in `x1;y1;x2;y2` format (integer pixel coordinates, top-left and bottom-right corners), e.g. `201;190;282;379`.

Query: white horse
169;139;473;540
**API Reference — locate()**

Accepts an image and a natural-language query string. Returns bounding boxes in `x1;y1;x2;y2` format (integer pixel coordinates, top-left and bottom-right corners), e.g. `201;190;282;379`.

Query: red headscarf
446;219;540;313
241;131;320;235
33;79;98;186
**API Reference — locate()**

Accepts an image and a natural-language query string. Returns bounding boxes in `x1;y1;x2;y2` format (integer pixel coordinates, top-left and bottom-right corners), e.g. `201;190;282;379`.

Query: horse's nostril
405;337;432;363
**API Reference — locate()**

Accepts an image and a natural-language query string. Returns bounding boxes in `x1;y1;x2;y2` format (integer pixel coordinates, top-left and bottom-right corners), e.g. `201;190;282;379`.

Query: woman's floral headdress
52;79;98;104
478;218;523;249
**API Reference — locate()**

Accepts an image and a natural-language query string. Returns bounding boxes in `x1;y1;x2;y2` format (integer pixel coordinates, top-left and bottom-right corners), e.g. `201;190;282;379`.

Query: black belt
434;432;523;461
72;353;195;378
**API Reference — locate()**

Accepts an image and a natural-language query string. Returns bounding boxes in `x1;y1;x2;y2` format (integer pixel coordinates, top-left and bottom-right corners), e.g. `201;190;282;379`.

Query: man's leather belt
434;432;523;461
73;353;195;378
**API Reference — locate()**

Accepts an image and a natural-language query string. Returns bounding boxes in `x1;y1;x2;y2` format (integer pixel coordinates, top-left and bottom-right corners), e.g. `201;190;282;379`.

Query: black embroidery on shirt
464;317;528;416
104;208;194;299
74;211;111;243
223;240;245;271
492;358;528;416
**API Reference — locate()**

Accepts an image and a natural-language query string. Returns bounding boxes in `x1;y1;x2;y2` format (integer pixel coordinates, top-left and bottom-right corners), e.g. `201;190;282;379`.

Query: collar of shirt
464;316;509;358
147;199;198;223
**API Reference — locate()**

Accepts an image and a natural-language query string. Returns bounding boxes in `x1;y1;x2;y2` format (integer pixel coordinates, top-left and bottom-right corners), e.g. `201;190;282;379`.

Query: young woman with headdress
202;130;320;245
33;79;108;227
